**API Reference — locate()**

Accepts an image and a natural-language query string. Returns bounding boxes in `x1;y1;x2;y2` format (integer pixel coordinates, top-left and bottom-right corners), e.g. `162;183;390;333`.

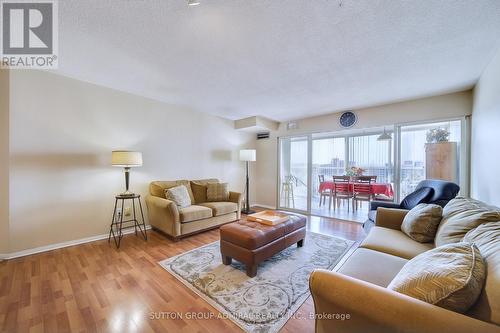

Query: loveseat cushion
337;248;408;287
165;185;192;208
388;242;486;314
464;222;500;325
361;226;434;260
150;180;195;202
200;202;238;216
206;182;229;202
435;197;500;246
190;179;219;203
179;205;213;223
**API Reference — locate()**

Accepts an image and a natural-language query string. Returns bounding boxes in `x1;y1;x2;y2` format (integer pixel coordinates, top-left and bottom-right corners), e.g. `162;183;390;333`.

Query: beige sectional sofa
310;197;500;333
145;179;242;240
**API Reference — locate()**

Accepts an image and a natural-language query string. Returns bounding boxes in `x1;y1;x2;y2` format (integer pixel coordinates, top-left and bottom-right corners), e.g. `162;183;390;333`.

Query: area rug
159;232;355;333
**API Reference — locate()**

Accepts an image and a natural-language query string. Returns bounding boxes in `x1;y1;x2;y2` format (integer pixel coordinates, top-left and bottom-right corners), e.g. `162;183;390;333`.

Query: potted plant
426;127;450;143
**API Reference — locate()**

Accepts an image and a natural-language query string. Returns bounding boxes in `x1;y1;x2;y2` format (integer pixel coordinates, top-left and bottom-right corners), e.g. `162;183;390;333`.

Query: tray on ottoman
219;214;306;277
247;210;289;225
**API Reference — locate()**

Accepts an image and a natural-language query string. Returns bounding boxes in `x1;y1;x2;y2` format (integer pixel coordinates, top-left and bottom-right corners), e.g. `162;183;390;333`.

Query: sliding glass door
277;117;467;218
311;136;346;194
278;136;309;212
348;134;394;185
398;120;463;199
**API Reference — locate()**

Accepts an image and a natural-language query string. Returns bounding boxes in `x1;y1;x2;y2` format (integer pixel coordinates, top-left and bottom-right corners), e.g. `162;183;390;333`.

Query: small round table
108;194;148;248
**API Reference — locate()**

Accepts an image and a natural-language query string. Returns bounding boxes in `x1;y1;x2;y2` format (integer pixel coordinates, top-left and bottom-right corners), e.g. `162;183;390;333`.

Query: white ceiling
57;0;500;121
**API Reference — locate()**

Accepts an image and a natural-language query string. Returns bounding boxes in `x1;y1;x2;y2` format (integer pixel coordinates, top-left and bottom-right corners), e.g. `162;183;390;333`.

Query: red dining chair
332;176;353;211
352;176;372;211
318;175;332;207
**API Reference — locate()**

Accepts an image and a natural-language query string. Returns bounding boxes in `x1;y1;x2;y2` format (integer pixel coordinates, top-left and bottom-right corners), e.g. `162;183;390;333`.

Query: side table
108;194;148;248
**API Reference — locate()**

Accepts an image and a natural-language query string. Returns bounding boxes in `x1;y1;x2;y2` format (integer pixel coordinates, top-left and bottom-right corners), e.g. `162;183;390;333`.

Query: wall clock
339;111;357;128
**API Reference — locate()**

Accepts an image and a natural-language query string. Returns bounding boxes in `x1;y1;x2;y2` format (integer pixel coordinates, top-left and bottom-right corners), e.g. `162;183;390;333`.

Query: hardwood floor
0;213;365;333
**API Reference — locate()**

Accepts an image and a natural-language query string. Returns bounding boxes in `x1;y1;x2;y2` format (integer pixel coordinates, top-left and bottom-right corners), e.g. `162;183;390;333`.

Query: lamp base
120;190;136;197
241;209;256;215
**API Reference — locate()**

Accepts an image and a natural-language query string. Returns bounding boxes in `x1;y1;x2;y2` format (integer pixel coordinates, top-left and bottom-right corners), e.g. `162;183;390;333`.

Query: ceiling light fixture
377;127;392;141
187;0;200;6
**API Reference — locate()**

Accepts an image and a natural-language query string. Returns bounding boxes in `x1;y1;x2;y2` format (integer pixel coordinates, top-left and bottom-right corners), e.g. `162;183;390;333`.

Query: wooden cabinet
425;142;458;182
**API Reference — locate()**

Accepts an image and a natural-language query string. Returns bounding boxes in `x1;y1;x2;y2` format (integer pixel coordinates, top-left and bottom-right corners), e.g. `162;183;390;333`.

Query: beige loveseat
145;179;242;240
310;197;500;333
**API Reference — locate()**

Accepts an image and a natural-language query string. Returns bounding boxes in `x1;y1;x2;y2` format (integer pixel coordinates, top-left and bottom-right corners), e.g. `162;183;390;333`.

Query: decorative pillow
190;182;208;204
435;197;500;246
463;222;500;323
165;185;192;208
401;203;443;243
399;187;434;210
206;183;229;202
388;242;486;313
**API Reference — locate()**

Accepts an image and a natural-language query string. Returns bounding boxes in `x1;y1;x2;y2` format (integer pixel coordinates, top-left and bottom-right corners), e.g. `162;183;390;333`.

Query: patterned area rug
159;232;354;333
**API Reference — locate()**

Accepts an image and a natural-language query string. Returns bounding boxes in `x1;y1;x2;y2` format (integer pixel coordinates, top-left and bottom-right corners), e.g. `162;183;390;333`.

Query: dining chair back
333;176;351;194
318;174;332;207
332;176;353;212
352;176;372;211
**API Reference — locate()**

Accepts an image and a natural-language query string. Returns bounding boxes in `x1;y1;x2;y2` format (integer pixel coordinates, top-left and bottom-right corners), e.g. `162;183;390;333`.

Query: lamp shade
239;149;256;162
112;151;143;167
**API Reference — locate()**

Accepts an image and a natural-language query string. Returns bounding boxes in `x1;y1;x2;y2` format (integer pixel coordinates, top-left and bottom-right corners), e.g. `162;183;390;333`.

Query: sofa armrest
370;201;400;211
145;195;181;237
375;207;409;230
228;191;242;219
309;269;497;333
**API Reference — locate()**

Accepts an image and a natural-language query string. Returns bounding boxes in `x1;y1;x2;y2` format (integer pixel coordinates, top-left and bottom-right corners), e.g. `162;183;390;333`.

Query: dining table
319;181;394;198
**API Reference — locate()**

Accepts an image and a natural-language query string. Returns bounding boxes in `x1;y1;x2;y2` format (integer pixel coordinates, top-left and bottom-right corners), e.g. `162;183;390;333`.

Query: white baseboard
0;225;152;260
252;203;277;210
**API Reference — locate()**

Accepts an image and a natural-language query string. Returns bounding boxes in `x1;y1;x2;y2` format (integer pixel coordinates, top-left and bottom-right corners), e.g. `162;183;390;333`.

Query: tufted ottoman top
220;214;306;250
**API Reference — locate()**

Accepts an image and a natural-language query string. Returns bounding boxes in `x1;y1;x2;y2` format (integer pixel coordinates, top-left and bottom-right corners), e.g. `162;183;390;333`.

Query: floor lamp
240;149;256;214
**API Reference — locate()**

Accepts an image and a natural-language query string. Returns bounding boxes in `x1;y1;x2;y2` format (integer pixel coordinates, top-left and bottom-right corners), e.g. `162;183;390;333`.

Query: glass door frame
276;134;312;214
276;116;469;217
394;116;470;202
277;128;395;216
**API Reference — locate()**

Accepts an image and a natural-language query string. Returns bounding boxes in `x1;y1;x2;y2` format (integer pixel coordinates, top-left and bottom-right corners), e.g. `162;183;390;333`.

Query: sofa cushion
435;197;500;247
192;178;219;185
190;179;219;204
200;202;238;216
388;242;486;314
337;248;408;287
400;187;434;210
401;203;443;243
191;182;208;204
165;185;192;208
206;182;229;202
179;205;213;223
464;222;500;325
150;180;195;202
361;226;434;260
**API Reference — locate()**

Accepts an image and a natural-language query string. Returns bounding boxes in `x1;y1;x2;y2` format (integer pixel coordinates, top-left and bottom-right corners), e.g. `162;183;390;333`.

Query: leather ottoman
219;214;306;277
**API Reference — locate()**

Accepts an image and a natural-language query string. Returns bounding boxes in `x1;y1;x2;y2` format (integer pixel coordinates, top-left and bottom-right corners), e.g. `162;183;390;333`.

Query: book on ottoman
247;210;289;226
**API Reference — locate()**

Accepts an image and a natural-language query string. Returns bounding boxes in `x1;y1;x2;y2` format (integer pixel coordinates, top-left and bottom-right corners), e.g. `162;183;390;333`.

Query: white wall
471;49;500;206
0;70;9;255
8;70;254;253
255;91;473;207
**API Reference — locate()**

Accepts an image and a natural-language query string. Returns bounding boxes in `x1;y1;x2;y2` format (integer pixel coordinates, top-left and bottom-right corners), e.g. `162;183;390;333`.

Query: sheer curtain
348;134;393;184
